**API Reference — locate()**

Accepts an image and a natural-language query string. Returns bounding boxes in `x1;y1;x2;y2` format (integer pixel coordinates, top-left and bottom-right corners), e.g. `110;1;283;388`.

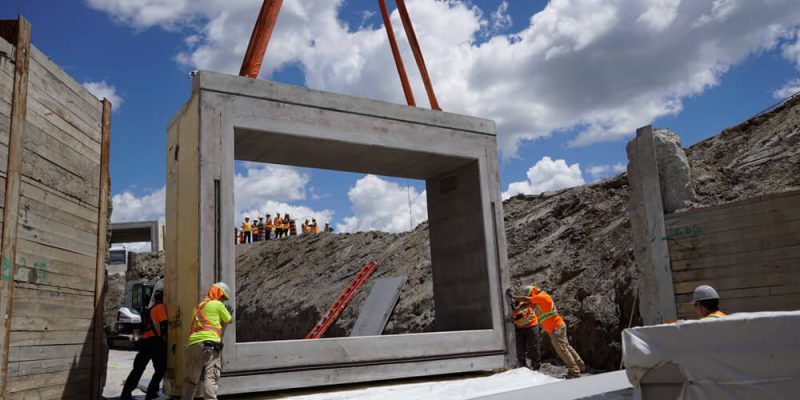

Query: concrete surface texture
103;349;156;398
165;70;513;394
652;129;695;213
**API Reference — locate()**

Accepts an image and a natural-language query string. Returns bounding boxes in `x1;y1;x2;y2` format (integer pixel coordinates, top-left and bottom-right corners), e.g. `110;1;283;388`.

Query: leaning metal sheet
623;311;800;399
351;276;407;337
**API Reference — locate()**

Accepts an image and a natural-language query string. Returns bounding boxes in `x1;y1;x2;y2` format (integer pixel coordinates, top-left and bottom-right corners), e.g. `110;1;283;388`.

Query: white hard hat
214;282;231;300
692;285;719;303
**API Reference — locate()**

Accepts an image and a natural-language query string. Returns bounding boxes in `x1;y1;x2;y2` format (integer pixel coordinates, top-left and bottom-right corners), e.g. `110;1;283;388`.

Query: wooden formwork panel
0;17;109;399
666;190;800;318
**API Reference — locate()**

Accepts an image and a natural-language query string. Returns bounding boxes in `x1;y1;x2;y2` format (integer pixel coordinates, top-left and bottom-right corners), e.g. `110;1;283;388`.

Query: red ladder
306;261;378;339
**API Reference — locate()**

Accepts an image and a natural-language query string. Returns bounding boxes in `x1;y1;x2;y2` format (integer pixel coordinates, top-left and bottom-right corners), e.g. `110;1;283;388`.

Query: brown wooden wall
665;190;800;319
0;18;109;399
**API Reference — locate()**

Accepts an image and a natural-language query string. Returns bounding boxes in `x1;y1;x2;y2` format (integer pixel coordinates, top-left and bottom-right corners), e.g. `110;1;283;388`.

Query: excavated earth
113;95;800;372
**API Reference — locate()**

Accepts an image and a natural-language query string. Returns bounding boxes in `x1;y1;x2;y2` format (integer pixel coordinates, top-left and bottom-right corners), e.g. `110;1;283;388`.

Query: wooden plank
7;354;91;378
90;98;111;399
665;208;800;239
672;258;798;282
21;179;98;222
671;244;800;271
9;331;90;347
0;16;29;395
673;271;800;294
0;75;101;162
17;204;99;257
8;344;90;363
665;190;800;223
28;44;102;114
12;265;95;292
21;144;99;206
16;239;96;275
667;226;800;261
626;125;676;324
25;55;102;136
10;286;93;308
19;190;99;235
10;316;93;332
11;298;94;320
6;369;87;392
22;119;100;185
9;379;90;399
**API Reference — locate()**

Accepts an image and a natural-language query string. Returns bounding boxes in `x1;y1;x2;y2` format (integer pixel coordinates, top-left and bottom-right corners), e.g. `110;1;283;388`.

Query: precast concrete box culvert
164;71;514;395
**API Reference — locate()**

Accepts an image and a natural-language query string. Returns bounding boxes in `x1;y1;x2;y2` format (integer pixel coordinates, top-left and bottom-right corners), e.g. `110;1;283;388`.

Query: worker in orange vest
311;218;319;234
121;289;168;399
693;285;727;320
251;221;260;242
182;282;232;399
302;219;310;234
515;285;584;378
289;219;297;236
506;288;540;370
282;214;291;237
273;213;283;238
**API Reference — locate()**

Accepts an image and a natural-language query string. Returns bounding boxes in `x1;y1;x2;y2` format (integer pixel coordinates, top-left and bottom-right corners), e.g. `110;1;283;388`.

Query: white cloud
587;162;627;180
88;0;800;154
337;175;427;233
781;30;800;68
234;163;309;213
773;78;800;99
82;80;123;110
490;1;512;33
112;187;165;222
503;157;584;199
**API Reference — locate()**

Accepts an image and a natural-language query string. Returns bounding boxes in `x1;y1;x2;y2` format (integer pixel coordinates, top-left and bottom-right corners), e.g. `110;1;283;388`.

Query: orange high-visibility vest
273;217;281;228
142;303;168;339
266;219;273;229
528;291;564;334
512;304;538;329
190;299;222;339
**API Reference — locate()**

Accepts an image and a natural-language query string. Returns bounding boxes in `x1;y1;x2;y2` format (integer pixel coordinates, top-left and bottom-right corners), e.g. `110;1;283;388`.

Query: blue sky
2;0;799;234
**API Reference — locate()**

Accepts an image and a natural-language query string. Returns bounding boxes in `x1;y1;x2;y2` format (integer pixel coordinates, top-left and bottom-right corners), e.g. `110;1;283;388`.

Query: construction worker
323;223;333;233
506;289;540;370
311;218;319;234
273;213;282;238
256;217;265;241
693;284;726;320
265;214;273;240
251;221;260;242
289;219;297;236
302;219;310;234
282;214;291;238
241;217;252;244
121;289;168;399
515;285;585;378
182;282;232;400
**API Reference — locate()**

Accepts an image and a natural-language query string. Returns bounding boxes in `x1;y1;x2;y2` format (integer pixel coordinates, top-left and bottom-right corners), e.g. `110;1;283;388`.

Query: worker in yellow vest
181;282;232;399
693;285;727;320
282;214;291;238
507;288;540;370
241;217;252;244
265;214;273;240
516;285;584;378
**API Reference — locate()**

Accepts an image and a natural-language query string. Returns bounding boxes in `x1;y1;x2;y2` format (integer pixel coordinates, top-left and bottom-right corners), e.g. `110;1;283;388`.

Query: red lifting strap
239;0;440;111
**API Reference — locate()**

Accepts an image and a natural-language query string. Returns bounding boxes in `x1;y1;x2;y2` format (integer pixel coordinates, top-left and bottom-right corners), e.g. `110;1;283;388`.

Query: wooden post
0;15;31;395
626;125;677;324
91;99;112;399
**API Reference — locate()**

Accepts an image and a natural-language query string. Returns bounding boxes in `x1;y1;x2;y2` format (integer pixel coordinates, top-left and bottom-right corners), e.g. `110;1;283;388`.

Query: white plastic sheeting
623;311;800;399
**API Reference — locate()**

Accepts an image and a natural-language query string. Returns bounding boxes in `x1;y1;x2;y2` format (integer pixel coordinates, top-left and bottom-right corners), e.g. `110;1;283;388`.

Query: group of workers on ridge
509;283;726;379
236;215;333;244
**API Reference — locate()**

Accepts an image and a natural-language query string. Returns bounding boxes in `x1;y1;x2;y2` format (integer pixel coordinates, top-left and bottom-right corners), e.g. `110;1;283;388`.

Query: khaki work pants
548;325;585;377
181;342;222;399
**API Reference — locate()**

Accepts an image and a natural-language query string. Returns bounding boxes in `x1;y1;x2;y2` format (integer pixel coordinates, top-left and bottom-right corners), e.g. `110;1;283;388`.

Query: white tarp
622;311;800;399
